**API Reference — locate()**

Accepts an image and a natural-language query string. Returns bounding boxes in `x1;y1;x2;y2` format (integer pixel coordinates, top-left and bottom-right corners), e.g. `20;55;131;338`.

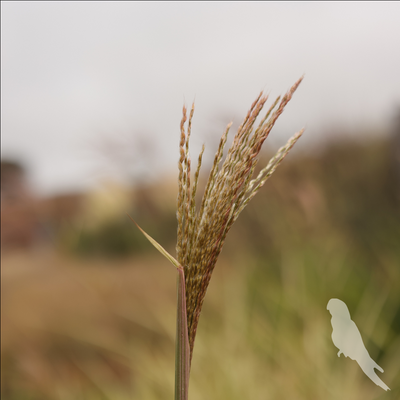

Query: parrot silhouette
327;298;390;391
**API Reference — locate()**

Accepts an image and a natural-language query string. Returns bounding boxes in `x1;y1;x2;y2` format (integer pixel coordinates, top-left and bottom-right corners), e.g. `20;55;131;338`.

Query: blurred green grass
2;136;400;399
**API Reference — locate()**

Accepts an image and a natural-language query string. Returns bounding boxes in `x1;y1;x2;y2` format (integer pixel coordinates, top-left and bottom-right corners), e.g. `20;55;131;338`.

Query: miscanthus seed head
176;77;304;362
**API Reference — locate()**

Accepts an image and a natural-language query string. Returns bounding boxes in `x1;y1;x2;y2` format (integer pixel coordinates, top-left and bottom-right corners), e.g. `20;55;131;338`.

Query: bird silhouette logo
327;298;390;391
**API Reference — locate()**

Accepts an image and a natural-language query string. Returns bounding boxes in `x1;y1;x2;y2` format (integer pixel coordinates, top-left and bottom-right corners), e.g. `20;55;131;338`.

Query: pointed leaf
127;215;180;269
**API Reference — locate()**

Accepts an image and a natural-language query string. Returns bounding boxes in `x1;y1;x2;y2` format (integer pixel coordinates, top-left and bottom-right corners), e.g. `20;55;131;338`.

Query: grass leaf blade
127;215;180;269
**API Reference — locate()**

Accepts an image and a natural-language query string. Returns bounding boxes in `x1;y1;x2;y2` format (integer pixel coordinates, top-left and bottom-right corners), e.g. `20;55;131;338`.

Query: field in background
2;134;400;399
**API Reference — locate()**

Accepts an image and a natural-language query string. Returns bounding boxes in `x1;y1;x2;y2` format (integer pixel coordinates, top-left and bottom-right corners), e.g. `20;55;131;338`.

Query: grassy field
2;136;400;399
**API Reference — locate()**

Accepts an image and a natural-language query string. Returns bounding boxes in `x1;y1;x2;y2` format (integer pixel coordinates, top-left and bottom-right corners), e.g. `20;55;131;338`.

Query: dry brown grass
1;248;177;399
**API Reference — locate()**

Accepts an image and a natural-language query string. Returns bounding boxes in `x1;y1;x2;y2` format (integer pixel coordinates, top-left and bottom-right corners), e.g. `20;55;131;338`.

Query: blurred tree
1;160;37;249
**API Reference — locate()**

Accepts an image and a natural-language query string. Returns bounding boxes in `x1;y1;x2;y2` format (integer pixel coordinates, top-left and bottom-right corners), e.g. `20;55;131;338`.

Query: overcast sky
2;2;400;196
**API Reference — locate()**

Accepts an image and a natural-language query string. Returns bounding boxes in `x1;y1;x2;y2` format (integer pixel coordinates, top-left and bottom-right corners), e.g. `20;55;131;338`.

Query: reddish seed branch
176;77;304;363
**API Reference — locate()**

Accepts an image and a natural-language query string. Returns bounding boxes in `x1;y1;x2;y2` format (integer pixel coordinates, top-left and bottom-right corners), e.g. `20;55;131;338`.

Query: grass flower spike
132;77;304;399
176;77;304;362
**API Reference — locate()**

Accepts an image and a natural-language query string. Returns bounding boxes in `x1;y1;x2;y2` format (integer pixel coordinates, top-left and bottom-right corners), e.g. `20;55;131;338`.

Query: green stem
127;216;190;399
175;266;190;400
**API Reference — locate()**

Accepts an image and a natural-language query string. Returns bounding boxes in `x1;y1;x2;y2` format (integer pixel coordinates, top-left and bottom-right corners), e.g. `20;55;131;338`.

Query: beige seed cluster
176;77;304;362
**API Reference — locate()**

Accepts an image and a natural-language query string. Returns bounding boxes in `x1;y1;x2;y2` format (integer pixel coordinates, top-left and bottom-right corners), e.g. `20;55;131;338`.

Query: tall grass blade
128;215;190;400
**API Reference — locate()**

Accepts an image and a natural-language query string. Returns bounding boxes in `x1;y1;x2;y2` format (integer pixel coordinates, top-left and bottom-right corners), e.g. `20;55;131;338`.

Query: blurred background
2;2;400;399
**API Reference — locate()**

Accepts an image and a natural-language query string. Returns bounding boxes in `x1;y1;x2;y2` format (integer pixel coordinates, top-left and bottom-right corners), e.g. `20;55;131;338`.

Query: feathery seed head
176;77;304;362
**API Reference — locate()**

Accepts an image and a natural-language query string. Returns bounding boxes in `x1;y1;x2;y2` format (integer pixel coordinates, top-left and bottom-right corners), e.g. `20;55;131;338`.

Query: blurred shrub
58;181;178;259
64;218;151;257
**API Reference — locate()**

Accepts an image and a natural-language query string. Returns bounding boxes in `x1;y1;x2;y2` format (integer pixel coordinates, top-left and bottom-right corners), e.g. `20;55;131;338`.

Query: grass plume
176;77;304;362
